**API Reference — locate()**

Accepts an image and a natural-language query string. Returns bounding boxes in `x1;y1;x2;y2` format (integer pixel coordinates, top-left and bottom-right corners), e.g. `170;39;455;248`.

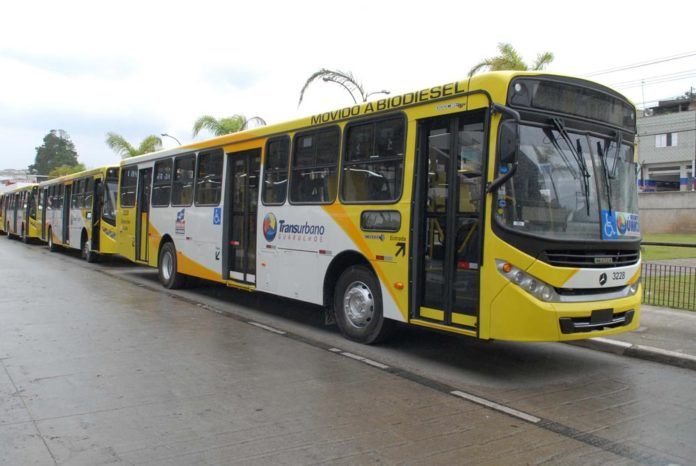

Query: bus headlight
628;279;641;296
497;260;559;302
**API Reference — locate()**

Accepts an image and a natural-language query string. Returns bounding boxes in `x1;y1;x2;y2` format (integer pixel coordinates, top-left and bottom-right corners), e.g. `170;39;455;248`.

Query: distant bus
116;72;641;344
0;192;5;235
40;166;119;261
2;184;40;242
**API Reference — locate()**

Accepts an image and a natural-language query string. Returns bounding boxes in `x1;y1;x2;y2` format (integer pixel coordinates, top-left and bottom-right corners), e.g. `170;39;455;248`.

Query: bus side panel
185;206;225;280
117;204;137;262
255;202;408;323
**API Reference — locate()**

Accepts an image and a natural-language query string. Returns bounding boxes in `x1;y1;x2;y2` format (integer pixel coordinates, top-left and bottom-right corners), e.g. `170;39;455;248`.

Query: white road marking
329;349;390;369
451;390;541;424
247;321;287;335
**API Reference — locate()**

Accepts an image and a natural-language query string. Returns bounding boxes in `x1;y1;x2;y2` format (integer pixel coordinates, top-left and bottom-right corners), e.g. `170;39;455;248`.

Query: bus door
413;111;486;331
92;178;103;252
62;184;71;244
40;187;48;240
223;148;260;284
135;168;152;262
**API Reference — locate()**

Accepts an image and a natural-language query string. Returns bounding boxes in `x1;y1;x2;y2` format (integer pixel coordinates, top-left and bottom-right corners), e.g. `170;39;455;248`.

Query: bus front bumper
489;283;642;342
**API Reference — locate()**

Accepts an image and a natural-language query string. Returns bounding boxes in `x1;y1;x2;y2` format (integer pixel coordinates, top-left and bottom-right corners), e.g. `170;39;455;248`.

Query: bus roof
120;71;632;167
39;165;119;187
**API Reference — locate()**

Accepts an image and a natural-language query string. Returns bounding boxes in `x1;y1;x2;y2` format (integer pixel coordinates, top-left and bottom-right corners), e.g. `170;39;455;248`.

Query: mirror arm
491;103;521;122
486;162;518;193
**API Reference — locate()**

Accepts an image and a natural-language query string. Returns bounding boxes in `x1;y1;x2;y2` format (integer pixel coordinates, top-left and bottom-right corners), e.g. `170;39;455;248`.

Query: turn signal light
394;282;404;290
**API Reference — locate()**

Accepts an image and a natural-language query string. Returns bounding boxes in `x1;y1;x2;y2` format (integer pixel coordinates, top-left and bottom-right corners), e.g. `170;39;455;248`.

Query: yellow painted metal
419;307;444;321
451;313;477;328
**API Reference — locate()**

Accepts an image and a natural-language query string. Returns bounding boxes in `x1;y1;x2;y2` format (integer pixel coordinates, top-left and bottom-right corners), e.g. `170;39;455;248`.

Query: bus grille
543;250;639;268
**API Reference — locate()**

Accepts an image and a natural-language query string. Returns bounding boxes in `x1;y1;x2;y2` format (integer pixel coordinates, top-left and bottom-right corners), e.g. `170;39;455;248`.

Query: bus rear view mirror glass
498;120;519;164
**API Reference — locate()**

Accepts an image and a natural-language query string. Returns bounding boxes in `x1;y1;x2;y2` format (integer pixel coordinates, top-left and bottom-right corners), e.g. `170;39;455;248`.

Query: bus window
195;150;223;206
120;167;138;207
152;159;173;207
71;180;81;209
29;187;37;219
262;137;289;205
103;168;118;225
290;127;339;204
57;184;64;209
84;177;94;209
172;155;195;206
342;116;405;203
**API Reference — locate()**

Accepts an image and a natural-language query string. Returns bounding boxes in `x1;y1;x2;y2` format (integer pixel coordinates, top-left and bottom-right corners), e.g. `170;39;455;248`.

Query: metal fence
642;262;696;310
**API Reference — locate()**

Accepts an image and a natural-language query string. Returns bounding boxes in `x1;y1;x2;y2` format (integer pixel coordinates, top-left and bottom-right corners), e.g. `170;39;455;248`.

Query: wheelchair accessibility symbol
213;207;221;225
601;210;618;240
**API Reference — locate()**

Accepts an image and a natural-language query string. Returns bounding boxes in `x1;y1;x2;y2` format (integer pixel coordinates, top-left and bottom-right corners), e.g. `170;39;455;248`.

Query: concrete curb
568;337;696;371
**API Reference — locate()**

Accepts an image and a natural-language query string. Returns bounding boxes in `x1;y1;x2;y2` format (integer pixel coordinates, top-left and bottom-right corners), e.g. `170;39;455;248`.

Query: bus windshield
495;123;639;241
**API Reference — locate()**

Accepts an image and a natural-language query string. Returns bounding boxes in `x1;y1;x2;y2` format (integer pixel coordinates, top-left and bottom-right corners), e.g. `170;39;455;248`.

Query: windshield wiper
609;131;622;179
551;118;591;215
596;140;613;212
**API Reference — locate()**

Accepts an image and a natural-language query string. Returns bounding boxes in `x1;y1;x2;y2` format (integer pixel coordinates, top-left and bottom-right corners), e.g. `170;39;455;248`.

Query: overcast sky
1;0;694;171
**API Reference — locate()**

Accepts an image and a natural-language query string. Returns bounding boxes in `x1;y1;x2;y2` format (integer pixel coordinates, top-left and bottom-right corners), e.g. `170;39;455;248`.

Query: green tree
298;68;390;107
192;115;266;138
29;130;80;175
468;43;554;76
105;133;162;158
49;163;86;178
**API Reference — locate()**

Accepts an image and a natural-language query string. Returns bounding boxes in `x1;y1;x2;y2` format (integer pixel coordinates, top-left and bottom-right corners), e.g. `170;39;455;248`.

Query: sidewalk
570;304;696;370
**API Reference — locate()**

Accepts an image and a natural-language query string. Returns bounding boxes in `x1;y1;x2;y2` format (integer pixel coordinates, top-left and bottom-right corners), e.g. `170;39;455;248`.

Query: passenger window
152;159;173;207
195;150;223;206
290;127;339;204
84;178;94;209
262;137;289;205
71;180;81;209
342;116;405;203
172;156;195;206
120;167;138;207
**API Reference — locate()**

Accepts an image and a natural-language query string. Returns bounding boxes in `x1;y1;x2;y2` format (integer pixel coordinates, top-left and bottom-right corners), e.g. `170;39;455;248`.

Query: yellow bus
40;166;119;261
0;192;5;235
2;184;41;243
117;71;641;344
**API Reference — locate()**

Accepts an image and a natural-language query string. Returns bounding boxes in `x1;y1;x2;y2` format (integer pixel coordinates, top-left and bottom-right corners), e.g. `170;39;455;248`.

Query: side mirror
498;120;519;164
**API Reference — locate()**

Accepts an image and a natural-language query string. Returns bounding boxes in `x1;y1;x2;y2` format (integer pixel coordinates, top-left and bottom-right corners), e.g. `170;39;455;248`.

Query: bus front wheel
333;266;394;345
82;238;98;263
48;229;59;252
158;242;186;289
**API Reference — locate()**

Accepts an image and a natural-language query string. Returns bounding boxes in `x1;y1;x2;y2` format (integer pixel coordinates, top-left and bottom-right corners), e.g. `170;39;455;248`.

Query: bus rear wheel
158;242;186;289
333;266;395;344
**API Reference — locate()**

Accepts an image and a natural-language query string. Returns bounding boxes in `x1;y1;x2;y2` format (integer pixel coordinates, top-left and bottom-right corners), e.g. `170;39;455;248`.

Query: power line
583;51;696;77
610;69;696;88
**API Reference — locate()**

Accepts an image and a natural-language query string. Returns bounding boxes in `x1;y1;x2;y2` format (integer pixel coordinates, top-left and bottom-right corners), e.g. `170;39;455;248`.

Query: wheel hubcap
162;252;173;281
343;281;374;328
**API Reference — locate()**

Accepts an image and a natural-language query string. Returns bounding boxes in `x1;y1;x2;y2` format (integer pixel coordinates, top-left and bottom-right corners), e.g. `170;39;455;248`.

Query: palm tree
468;43;554;77
105;133;162;158
298;68;390;107
192;115;267;138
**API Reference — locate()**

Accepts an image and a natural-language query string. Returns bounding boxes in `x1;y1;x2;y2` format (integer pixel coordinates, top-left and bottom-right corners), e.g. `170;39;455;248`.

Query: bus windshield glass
495;123;639;241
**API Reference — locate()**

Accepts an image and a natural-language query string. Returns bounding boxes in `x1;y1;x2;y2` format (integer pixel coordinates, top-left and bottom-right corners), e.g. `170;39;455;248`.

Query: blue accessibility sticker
213;207;221;225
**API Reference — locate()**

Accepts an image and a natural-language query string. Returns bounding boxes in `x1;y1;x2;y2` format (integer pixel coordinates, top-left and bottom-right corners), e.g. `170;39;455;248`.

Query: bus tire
47;229;59;252
158;242;186;289
333;266;395;344
82;238;98;263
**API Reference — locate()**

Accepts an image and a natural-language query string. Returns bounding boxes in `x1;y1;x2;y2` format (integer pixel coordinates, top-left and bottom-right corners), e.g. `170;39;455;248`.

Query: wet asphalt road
1;237;695;465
